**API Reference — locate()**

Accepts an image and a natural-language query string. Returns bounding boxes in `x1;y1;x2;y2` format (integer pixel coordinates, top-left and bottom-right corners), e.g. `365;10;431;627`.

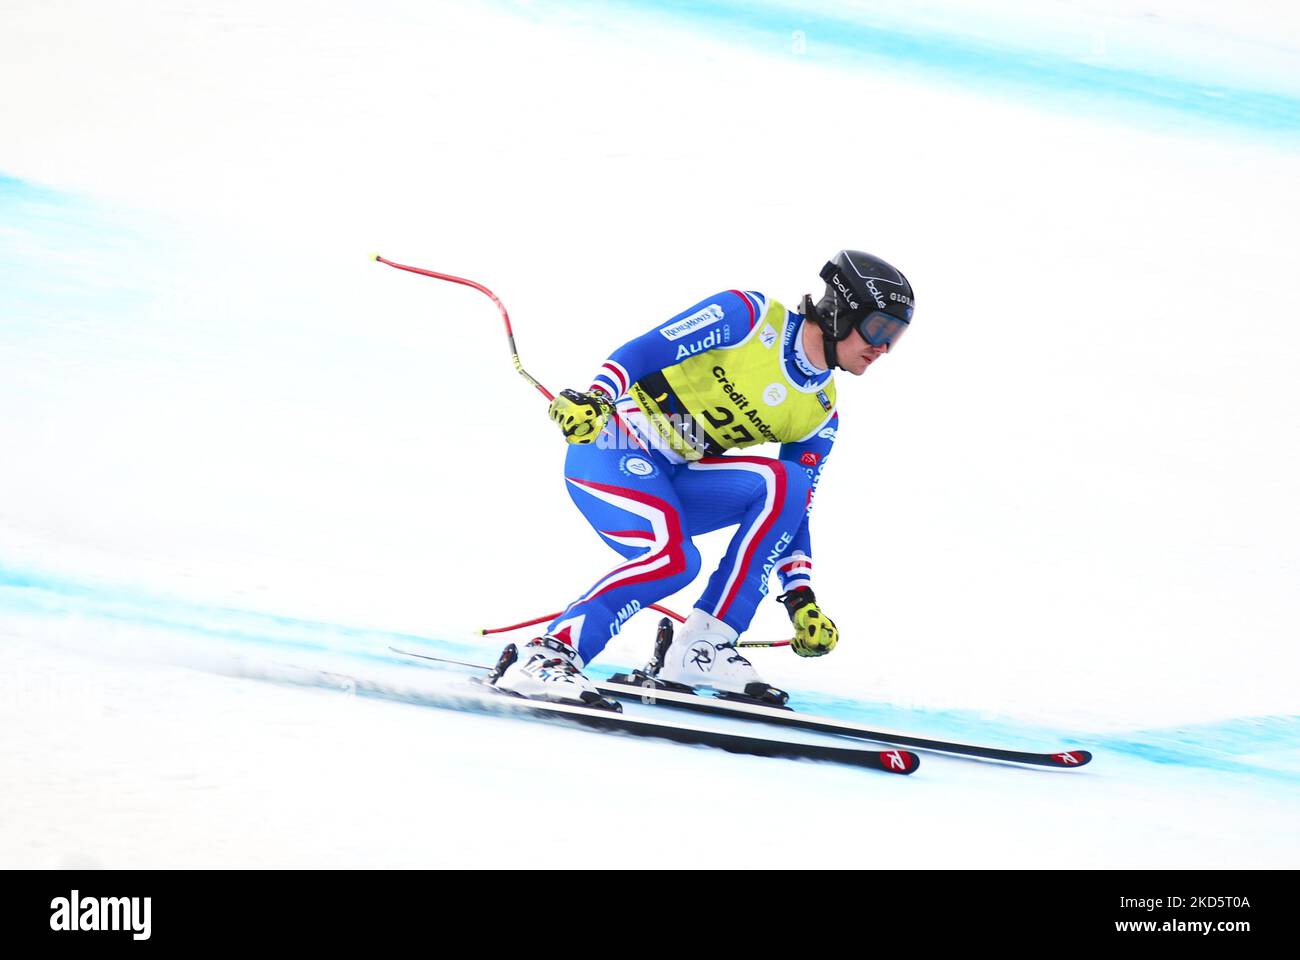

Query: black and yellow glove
549;388;614;444
778;588;838;658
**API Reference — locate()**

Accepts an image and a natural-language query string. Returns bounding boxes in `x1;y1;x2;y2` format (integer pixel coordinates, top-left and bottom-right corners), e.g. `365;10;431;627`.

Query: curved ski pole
371;253;554;401
372;254;689;633
372;256;798;646
372;252;648;446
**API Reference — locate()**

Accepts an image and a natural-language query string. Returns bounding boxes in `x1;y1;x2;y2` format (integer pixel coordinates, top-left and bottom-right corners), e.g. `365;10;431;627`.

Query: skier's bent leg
546;443;701;665
547;535;702;665
494;434;699;704
653;456;813;699
688;456;814;634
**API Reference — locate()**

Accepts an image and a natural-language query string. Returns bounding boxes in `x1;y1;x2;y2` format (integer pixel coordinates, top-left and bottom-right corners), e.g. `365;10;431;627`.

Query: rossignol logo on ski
50;891;152;941
885;750;907;771
659;304;725;341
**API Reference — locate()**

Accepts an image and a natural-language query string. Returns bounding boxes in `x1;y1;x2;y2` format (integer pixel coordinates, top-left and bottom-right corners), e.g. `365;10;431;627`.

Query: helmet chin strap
803;294;843;371
822;329;842;372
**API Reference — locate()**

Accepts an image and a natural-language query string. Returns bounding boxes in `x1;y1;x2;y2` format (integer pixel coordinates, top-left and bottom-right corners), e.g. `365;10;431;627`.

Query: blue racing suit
548;289;838;665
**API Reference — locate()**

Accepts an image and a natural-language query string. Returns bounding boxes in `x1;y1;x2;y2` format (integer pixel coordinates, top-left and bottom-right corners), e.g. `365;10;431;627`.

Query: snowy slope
1;569;1295;868
1;0;1298;867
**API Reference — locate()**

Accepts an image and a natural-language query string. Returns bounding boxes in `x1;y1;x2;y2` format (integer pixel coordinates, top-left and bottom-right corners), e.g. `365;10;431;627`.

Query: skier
491;250;915;709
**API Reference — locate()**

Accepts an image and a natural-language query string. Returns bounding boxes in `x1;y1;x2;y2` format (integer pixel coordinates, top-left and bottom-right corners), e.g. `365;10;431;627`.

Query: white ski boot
655;610;788;706
490;636;621;712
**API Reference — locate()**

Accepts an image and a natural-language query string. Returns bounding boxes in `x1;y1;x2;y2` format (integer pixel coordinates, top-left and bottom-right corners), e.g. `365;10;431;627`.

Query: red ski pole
477;606;785;646
478;604;686;636
372;254;788;650
372;254;691;631
371;254;554;402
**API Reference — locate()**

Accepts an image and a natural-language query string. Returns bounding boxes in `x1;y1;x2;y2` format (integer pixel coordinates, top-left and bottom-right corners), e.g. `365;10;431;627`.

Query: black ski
245;652;917;773
390;645;1091;770
599;674;1090;769
469;675;918;773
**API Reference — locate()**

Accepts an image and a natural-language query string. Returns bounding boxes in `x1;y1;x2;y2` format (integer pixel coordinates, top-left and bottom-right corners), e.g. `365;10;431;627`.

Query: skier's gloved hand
778;587;838;657
549;388;614;444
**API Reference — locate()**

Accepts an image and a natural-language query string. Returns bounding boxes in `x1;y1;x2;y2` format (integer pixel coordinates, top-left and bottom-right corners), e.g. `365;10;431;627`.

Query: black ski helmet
805;250;914;369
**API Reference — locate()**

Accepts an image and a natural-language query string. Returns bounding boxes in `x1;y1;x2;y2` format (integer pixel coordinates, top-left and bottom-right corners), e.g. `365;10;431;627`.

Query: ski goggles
856;310;909;351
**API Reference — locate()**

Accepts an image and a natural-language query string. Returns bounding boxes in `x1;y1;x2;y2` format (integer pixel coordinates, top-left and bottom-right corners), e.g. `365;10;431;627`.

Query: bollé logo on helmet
829;273;859;310
864;278;887;309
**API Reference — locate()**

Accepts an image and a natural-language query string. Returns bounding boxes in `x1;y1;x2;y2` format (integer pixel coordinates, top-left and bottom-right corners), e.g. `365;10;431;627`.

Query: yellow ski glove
549;389;614;444
778;588;839;658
